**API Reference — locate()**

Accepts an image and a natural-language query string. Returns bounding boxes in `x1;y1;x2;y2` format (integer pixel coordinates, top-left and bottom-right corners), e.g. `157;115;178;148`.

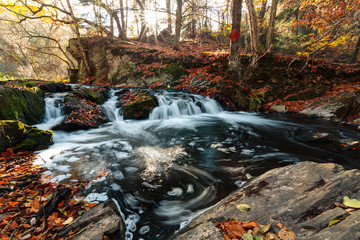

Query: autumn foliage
0;149;94;240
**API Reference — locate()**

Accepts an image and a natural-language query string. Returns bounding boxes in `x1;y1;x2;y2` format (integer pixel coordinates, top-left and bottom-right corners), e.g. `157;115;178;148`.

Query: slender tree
245;0;260;54
266;0;278;49
174;0;183;50
229;0;243;81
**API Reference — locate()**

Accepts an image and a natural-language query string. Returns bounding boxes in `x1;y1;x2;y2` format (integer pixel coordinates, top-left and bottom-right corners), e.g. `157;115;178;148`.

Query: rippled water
34;89;360;240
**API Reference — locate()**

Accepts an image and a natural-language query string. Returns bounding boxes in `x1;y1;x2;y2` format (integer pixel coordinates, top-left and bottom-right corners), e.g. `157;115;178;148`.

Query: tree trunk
119;0;127;39
245;13;249;53
66;0;91;77
266;0;278;49
257;0;267;37
113;13;122;38
174;0;183;50
245;0;260;54
229;0;243;81
166;0;171;33
136;0;147;42
351;34;360;64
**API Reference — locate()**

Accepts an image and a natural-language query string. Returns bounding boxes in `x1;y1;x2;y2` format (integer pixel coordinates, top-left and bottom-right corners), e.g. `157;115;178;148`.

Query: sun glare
144;9;158;27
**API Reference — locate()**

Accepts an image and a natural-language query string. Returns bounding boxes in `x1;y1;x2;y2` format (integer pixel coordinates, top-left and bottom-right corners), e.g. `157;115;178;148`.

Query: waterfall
102;89;122;122
149;91;223;120
36;93;66;130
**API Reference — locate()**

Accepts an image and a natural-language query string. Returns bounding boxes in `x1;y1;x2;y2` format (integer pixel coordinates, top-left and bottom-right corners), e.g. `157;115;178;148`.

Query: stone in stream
60;201;125;240
119;90;159;120
0;120;53;152
171;161;360;240
52;87;110;131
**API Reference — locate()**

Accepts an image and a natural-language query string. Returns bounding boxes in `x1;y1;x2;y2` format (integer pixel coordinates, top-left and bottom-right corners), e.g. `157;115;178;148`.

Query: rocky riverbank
172;161;360;240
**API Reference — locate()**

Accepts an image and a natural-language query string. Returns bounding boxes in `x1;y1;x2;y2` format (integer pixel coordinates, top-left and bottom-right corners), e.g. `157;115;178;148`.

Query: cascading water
35;88;360;240
102;88;122;122
149;91;222;120
36;93;66;130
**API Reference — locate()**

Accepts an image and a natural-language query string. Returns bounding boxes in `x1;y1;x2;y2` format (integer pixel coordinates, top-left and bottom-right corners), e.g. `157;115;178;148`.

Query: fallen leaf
237;204;250;212
242;232;254;240
276;223;283;228
278;228;296;240
88;202;97;208
260;223;271;233
30;217;37;226
63;217;73;225
30;199;41;212
343;196;360;208
8;201;19;207
328;219;340;226
8;221;18;231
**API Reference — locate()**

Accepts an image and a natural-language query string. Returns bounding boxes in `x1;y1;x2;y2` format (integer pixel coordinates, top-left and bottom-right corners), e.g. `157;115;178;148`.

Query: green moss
73;88;106;104
122;94;158;120
0;87;45;124
163;64;189;81
0;120;53;153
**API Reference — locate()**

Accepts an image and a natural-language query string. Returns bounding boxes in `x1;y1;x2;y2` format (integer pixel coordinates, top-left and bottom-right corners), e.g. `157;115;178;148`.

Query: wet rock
301;91;360;121
0;120;53;152
269;104;287;113
295;131;336;143
52;98;108;131
0;86;45;124
60;202;125;240
39;82;70;93
52;88;109;131
72;87;109;104
120;90;158;120
172;161;360;240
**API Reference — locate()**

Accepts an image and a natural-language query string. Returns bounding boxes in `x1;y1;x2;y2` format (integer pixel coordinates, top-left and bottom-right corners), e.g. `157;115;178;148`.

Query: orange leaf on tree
0;181;7;185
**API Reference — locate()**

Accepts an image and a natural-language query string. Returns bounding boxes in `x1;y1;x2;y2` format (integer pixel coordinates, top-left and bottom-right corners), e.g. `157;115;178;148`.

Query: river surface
34;89;360;240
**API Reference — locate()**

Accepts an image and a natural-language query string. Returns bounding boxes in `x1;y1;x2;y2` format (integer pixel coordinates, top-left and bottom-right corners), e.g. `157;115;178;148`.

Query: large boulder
52;96;108;131
301;91;360;121
119;90;158;120
0;86;45;125
52;87;109;131
172;161;360;240
39;82;70;93
72;87;109;104
0;120;53;152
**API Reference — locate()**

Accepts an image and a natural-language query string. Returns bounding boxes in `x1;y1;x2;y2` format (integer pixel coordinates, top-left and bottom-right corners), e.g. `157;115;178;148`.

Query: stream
34;89;360;240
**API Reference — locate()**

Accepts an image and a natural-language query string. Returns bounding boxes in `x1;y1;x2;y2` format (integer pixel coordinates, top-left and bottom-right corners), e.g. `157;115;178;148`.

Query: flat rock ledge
172;161;360;240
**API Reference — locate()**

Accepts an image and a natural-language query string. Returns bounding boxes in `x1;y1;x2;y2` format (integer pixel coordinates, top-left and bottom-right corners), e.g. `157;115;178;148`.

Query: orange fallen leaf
0;181;7;185
88;202;97;208
8;201;19;207
30;199;41;212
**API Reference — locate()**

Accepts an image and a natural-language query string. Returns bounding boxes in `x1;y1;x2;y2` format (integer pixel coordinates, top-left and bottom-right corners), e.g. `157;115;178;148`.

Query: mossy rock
0;86;45;124
73;87;109;104
122;92;158;120
39;82;69;93
163;64;189;81
0;120;53;153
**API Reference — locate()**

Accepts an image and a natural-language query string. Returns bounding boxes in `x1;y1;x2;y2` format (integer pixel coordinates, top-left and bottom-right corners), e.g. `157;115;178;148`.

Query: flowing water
34;89;360;240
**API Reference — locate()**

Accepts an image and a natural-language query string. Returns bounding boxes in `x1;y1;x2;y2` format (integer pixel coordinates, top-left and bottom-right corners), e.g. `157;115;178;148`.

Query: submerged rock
172;161;360;240
0;120;53;152
0;86;45;125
